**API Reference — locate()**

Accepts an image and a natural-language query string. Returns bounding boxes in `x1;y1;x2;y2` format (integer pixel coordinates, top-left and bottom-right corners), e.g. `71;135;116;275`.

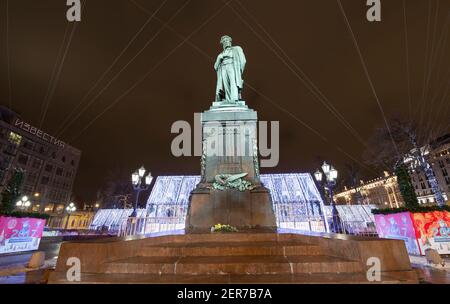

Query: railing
330;218;378;237
118;216;186;237
277;219;327;233
117;215;378;238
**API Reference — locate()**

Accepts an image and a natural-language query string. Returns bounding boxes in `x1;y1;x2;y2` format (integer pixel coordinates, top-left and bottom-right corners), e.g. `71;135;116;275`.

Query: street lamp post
65;202;77;230
130;166;153;218
16;196;31;211
314;162;343;233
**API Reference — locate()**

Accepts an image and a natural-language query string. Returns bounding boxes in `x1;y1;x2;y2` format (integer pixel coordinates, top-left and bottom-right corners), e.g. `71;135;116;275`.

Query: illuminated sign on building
13;119;65;148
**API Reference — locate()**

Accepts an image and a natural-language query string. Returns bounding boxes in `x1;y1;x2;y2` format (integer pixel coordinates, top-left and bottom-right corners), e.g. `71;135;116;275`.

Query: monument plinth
201;103;258;183
186;36;276;232
186;102;276;232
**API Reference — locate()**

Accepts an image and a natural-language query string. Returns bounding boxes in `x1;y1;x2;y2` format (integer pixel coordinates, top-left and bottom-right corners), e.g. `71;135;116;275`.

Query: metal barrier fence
118;216;185;237
277;220;327;233
329;218;378;237
117;216;378;238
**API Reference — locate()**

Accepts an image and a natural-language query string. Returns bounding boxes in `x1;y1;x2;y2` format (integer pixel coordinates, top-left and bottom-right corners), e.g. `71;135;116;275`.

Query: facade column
385;187;393;208
391;186;399;208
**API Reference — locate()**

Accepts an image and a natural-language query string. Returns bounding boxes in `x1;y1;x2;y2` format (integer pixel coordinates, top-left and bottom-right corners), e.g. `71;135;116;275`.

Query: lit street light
130;166;153;217
65;202;77;230
314;162;343;233
16;196;31;211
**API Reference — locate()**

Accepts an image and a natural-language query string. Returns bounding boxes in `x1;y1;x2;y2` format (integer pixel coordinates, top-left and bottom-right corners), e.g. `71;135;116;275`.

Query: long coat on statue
215;46;246;102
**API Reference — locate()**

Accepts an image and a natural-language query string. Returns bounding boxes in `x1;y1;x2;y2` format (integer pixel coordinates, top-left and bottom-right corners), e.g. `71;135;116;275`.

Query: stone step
48;271;419;284
142;241;326;257
104;255;363;275
150;233;302;244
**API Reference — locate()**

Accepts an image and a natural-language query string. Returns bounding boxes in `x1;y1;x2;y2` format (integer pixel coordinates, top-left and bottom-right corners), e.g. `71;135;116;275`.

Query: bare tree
98;167;135;209
364;116;445;207
343;162;363;205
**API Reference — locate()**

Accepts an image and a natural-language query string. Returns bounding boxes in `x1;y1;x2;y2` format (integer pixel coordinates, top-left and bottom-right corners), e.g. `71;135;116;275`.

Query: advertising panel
0;216;46;254
374;212;421;255
412;211;450;255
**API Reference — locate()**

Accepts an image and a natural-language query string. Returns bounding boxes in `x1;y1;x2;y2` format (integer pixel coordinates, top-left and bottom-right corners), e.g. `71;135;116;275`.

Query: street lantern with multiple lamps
314;161;343;233
130;166;153;217
65;202;77;230
16;196;31;211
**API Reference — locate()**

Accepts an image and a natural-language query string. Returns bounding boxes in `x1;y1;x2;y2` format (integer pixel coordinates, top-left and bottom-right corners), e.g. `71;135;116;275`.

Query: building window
45;164;53;172
17;154;29;165
32;158;42;169
62;156;66;163
56;167;63;176
44;204;54;213
55;204;65;214
23;140;34;150
37;145;46;155
8;132;22;145
41;176;50;185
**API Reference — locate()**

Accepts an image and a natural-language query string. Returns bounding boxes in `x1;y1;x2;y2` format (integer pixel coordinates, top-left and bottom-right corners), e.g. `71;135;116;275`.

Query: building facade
0;106;81;215
46;211;95;230
334;172;404;209
407;134;450;204
335;134;450;207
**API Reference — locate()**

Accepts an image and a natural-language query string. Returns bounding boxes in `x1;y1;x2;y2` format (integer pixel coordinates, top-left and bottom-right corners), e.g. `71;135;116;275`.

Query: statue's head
220;35;232;49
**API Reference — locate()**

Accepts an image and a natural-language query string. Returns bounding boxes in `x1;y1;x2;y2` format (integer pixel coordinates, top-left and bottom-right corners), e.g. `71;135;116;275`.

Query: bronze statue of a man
214;35;246;102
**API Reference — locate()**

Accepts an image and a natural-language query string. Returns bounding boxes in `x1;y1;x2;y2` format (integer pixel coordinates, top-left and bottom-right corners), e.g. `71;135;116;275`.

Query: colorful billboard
374;212;421;255
412;211;450;255
0;216;46;254
375;211;450;255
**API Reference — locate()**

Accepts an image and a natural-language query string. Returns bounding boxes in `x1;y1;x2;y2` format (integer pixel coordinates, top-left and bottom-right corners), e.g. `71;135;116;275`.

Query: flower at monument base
211;223;238;233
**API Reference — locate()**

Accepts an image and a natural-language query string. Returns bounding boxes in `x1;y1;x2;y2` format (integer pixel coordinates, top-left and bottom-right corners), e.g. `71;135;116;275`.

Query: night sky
1;0;449;202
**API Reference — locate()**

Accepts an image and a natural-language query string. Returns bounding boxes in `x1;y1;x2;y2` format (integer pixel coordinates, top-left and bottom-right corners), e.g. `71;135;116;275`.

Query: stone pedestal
186;186;276;232
186;101;276;232
201;101;259;183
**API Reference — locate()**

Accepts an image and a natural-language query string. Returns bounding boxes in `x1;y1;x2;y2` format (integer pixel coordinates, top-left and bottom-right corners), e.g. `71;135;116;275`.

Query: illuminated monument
185;35;277;231
49;37;417;284
143;36;329;233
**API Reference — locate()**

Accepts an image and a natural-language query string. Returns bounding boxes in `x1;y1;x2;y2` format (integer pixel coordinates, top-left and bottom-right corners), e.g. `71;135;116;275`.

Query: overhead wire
336;0;401;158
54;0;170;137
